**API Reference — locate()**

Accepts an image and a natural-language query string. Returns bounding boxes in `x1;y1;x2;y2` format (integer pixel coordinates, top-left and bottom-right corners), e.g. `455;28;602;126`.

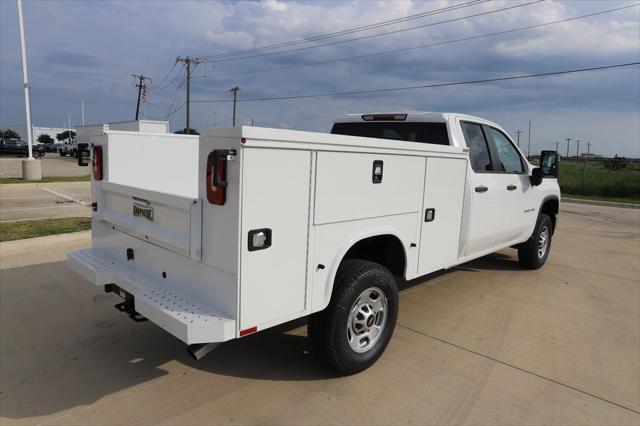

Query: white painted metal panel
104;131;199;198
240;148;311;329
99;182;199;258
108;120;169;133
417;157;467;275
314;152;423;225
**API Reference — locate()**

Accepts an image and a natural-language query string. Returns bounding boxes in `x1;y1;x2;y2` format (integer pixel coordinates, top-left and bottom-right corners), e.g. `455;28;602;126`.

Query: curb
562;197;640;210
0;230;91;249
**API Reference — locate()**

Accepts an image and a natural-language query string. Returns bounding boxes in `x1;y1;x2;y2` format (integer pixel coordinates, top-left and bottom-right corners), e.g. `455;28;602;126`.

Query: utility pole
515;130;522;147
527;120;532;159
133;74;152;121
212;111;216;128
555;141;559;153
229;86;240;126
81;99;85;125
565;138;572;158
576;139;580;158
176;56;203;133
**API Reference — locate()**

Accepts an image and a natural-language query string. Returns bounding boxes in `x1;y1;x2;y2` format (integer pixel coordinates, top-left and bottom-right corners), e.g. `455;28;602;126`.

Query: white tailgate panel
240;148;311;329
314;152;423;225
100;182;200;259
417;157;467;274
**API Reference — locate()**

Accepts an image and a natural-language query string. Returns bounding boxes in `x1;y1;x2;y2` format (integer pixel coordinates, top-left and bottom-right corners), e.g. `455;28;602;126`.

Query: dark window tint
331;122;450;145
461;122;493;172
489;127;524;173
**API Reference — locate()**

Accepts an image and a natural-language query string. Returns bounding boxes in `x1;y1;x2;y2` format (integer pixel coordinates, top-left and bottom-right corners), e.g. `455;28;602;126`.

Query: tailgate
98;182;202;260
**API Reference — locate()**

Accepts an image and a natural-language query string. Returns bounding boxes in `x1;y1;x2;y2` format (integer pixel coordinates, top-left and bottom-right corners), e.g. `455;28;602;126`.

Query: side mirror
530;167;543;186
540;150;559;177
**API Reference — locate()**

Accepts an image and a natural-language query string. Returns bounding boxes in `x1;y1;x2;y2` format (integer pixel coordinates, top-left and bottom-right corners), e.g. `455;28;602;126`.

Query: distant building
0;124;72;144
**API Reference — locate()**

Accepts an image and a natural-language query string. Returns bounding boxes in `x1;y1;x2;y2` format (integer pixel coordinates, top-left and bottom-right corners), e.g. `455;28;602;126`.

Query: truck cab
331;112;560;264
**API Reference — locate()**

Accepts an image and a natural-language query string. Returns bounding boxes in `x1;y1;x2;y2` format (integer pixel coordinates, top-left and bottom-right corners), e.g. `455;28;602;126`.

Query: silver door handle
507;185;517;191
475;185;488;193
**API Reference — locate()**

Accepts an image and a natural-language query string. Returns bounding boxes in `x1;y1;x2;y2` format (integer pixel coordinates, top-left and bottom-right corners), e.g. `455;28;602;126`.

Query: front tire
308;259;399;375
518;213;553;269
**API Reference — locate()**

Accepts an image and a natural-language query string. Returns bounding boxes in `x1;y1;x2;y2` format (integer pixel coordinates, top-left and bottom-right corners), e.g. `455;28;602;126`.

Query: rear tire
518;213;553;269
308;259;399;375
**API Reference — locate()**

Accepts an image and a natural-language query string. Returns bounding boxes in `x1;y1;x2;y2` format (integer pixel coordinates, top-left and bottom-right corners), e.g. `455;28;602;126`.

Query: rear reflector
92;145;103;181
240;326;257;337
361;113;407;121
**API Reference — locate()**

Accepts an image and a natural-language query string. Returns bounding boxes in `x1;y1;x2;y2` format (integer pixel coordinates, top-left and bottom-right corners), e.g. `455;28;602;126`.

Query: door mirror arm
530;167;543;186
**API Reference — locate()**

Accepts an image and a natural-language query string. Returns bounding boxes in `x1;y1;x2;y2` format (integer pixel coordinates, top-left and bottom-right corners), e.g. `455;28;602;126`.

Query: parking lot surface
0;156;89;178
0;203;638;425
0;182;91;221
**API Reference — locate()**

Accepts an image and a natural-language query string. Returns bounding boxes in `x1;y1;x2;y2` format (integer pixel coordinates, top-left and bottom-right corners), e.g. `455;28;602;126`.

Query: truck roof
333;112;482;123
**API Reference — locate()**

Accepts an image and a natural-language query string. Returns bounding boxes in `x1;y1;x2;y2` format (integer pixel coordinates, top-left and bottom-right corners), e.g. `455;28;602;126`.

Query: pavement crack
396;323;640;416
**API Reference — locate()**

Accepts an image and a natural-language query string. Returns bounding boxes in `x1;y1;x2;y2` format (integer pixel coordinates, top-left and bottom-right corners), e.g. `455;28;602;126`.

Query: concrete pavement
0;182;91;221
0;203;638;425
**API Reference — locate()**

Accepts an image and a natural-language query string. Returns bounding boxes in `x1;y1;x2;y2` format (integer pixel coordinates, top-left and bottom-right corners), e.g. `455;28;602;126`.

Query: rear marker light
240;326;257;337
206;150;229;205
92;145;103;181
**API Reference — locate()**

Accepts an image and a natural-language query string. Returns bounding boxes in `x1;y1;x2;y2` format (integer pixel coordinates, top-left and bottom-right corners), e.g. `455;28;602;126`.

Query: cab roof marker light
361;114;408;121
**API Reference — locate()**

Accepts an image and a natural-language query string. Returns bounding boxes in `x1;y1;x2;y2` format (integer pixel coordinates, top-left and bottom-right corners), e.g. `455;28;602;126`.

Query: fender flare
314;228;408;313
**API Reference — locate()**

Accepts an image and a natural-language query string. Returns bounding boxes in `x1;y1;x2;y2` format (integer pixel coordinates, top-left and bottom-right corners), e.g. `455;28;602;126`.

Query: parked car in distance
0;139;45;158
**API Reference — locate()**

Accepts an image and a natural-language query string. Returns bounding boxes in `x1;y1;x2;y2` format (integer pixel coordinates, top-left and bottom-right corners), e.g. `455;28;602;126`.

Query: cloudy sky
1;0;638;156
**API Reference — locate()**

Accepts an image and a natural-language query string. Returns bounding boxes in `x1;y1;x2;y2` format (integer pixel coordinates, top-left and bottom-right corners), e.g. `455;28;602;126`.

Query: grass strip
0;217;91;242
0;175;90;184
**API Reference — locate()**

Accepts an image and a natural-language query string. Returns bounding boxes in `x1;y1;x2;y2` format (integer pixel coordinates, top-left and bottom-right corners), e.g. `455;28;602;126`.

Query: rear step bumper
68;249;235;345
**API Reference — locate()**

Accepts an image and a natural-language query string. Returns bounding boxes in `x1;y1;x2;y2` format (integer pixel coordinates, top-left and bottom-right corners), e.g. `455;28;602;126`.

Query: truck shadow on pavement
1;251;518;420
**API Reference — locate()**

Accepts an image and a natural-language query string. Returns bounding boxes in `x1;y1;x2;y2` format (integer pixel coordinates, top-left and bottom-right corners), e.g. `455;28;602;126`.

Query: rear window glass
331;122;450;145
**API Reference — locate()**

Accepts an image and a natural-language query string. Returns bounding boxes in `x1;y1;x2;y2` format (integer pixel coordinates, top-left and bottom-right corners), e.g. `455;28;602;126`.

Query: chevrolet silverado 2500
68;112;560;374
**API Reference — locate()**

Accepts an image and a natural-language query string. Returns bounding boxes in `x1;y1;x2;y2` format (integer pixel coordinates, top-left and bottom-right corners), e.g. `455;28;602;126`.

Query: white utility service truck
68;112;560;374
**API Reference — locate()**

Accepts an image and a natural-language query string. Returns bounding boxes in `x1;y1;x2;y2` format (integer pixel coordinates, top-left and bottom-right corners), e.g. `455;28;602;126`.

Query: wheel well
342;234;406;277
541;197;559;232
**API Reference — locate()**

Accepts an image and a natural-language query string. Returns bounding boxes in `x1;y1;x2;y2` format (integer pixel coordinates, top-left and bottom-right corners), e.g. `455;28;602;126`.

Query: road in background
0;156;89;178
0;203;638;425
0;182;90;221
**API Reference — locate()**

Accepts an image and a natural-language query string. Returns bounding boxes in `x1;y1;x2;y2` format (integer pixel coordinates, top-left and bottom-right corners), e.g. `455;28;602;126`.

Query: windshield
331;122;450;145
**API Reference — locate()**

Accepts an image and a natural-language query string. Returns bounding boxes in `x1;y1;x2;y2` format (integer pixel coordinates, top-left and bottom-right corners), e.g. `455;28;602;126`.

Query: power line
210;4;639;78
148;62;178;90
202;0;490;60
202;0;545;63
192;62;640;104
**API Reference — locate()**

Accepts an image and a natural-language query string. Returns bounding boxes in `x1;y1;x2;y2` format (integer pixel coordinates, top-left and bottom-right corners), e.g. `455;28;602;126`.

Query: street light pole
17;0;33;159
17;0;41;180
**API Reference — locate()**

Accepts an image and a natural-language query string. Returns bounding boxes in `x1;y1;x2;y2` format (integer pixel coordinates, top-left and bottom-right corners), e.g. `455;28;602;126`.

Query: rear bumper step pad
68;249;235;344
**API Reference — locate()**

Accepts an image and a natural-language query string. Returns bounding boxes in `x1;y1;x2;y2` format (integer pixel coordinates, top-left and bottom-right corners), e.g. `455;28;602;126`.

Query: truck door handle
475;185;488;193
507;185;518;191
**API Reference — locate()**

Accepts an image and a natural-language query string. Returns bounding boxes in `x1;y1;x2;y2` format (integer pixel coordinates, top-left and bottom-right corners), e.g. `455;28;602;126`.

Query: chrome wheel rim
537;225;549;259
347;287;388;353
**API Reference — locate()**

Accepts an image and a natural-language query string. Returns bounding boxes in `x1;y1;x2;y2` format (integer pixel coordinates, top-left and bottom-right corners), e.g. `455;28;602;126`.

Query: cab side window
489;128;524;173
461;122;493;172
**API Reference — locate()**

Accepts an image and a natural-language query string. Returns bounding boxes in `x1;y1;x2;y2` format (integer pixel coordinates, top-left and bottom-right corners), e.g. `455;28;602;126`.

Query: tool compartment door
239;148;311;329
417;157;467;275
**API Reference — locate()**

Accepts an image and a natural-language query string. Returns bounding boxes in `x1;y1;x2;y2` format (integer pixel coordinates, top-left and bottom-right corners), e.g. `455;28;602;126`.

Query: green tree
1;129;21;140
37;134;54;144
174;128;200;135
56;130;76;142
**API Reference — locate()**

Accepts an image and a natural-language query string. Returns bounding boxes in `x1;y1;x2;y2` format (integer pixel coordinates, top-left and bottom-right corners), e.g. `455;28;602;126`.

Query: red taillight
206;150;228;205
92;145;103;181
